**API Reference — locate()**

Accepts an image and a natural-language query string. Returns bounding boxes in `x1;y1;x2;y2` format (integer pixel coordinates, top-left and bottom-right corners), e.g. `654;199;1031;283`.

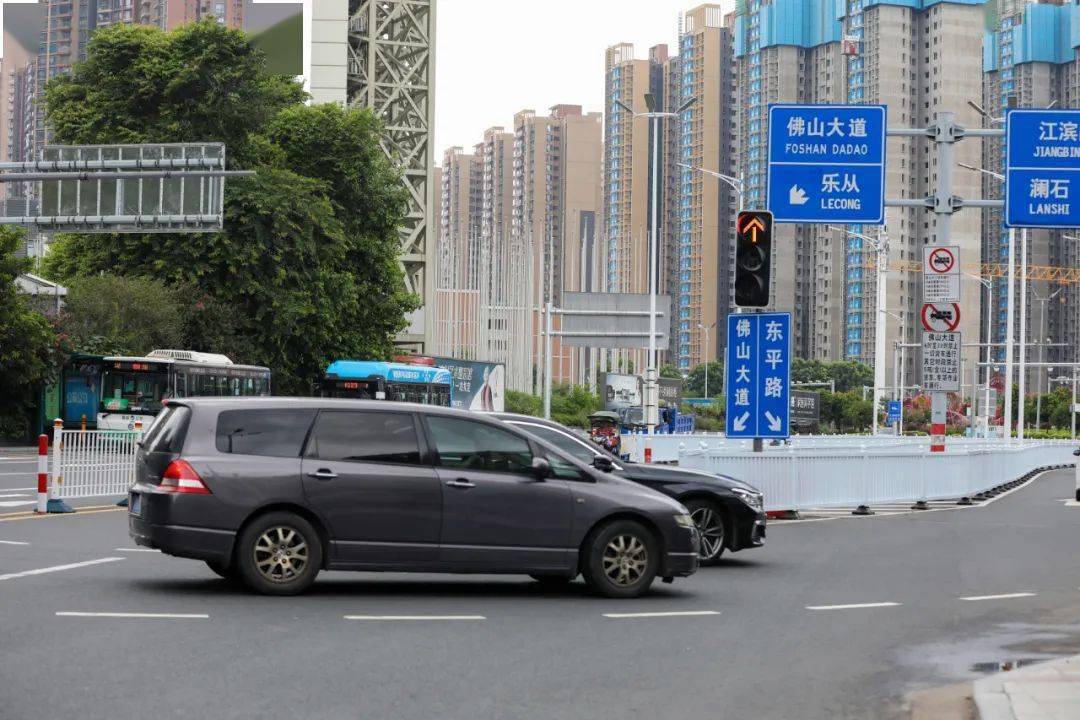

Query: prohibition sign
920;302;961;332
927;247;956;274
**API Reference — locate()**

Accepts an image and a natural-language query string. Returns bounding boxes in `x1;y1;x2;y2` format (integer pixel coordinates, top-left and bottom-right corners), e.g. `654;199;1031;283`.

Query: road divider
602;610;720;619
959;592;1036;602
343;615;486;621
805;602;901;611
0;557;123;581
56;612;208;619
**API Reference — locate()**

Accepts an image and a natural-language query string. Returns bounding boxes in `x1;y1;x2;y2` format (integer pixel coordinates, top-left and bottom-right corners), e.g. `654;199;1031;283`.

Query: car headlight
731;487;764;511
674;513;696;529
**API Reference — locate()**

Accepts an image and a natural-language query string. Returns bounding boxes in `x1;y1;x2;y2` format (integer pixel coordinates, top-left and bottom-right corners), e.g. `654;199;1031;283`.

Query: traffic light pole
884;112;1005;452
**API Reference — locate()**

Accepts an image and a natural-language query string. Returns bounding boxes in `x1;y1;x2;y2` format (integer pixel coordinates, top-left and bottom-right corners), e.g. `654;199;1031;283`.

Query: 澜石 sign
766;104;887;224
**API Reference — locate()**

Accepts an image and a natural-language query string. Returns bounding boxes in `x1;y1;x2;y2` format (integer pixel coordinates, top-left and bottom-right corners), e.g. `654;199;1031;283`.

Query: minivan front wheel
236;512;322;596
582;520;658;598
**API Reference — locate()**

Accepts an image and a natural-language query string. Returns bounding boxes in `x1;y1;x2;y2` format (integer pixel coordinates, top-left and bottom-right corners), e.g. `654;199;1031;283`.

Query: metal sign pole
1004;227;1016;441
1019;228;1028;441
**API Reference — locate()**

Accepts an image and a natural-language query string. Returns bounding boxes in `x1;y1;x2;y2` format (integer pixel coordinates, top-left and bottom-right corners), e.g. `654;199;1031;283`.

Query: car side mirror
531;457;552;480
591;455;614;473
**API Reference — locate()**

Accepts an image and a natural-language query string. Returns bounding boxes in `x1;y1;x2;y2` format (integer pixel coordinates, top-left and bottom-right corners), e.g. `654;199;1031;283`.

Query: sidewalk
974;653;1080;720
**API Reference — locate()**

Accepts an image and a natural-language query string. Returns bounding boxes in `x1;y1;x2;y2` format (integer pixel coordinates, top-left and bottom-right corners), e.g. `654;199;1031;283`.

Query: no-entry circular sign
920;303;961;332
927;247;956;274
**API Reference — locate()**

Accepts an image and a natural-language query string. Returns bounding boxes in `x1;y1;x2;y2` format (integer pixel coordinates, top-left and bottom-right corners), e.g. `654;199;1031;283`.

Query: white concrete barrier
676;440;1076;512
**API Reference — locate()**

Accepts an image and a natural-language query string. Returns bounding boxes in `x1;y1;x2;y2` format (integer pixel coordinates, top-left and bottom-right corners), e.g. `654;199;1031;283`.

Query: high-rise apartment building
433;106;603;392
983;0;1080;387
602;42;676;371
733;0;986;386
675;4;736;371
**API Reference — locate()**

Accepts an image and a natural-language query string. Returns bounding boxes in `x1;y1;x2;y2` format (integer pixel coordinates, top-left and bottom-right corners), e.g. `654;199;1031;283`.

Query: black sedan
491;413;766;564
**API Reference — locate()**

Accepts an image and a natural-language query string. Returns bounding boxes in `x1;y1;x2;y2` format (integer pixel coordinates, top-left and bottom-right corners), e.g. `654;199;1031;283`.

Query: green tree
684;361;723;398
659;364;682;379
0;228;56;439
827;361;874;393
39;22;417;393
58;274;183;356
43;21;304;167
501;385;601;428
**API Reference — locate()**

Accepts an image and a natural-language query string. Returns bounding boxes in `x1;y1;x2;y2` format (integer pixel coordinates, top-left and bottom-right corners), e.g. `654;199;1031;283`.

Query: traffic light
735;210;773;308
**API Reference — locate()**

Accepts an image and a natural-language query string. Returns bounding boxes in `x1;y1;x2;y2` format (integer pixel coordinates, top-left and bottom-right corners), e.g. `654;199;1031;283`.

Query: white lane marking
56;612;208;619
0;540;29;546
0;472;37;476
602;610;721;619
115;548;158;553
959;592;1037;602
806;602;901;611
343;615;486;621
0;557;124;581
0;494;30;498
0;501;37;508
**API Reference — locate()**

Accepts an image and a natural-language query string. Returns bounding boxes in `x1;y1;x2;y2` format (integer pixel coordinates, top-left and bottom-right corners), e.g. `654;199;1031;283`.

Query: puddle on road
969;658;1043;674
898;622;1080;685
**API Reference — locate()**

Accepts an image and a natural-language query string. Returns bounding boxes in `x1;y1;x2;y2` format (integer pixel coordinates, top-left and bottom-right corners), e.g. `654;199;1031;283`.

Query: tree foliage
504;385;602;428
39;21;417;394
792;359;874;393
58;274;183;356
684;361;723;398
0;228;57;438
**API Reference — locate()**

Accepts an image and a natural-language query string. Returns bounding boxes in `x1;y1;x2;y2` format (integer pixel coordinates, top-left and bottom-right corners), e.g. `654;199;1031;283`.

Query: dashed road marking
343;615;486;621
806;602;901;611
959;592;1036;602
602;610;721;619
0;501;36;508
0;540;29;546
0;557;123;581
115;548;158;553
56;612;208;619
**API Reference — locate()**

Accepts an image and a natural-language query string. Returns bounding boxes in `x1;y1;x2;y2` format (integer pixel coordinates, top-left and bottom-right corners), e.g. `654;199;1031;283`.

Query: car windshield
511;421;616;464
101;370;169;413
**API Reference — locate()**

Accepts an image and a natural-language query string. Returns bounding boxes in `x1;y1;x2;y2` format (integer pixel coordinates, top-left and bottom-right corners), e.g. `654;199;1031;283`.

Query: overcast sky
0;0;738;157
434;0;736;155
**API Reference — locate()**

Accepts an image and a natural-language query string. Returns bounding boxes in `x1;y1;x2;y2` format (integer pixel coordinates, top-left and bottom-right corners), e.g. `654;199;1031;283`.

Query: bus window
430;384;452;407
101;370;169;413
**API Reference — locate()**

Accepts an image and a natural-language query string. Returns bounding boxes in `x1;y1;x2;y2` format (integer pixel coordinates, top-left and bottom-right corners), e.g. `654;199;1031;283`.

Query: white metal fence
52;427;140;500
622;432;1079;464
676;440;1076;513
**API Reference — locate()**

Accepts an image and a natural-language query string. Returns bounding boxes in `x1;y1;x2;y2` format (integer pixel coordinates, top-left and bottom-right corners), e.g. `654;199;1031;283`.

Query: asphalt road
1;456;1079;720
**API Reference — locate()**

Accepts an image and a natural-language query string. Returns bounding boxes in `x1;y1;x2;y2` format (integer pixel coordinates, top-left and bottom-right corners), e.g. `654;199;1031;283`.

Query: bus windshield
101;371;169;413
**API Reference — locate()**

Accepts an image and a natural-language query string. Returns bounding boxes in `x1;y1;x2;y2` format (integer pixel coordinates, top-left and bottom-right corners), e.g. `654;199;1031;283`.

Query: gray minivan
129;398;699;597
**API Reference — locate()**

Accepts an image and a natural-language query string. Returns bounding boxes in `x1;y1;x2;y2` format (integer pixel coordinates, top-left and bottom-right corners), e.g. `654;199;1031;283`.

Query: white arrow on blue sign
766;104;887;225
1006;109;1080;229
724;312;791;439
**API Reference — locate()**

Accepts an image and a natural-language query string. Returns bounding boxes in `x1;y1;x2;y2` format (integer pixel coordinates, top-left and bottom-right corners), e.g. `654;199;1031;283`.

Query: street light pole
1033;287;1064;430
830;225;889;435
697;322;715;398
615;95;696;434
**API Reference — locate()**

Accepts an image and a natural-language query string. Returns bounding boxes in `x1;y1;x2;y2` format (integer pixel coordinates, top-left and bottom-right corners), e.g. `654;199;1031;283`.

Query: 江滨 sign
920;303;961;333
1006;109;1080;228
923;245;960;304
922;332;961;392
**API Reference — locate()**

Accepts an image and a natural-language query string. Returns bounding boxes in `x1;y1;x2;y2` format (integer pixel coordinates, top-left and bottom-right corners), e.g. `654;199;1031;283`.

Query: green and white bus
97;349;271;432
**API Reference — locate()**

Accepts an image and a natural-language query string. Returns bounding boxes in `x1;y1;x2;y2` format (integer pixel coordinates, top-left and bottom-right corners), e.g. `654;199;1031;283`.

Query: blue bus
319;361;453;407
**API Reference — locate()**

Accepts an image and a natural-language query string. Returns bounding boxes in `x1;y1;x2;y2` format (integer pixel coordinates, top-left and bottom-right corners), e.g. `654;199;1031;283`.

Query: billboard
434;357;505;412
658;378;683;406
599;373;642;411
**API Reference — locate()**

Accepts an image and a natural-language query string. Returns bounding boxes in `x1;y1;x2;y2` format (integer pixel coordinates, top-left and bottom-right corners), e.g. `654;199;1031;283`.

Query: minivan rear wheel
236;512;322;596
582;520;658;598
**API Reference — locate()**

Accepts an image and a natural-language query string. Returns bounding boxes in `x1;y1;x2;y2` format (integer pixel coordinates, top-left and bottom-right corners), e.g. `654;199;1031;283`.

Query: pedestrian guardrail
676;440;1075;513
42;418;141;512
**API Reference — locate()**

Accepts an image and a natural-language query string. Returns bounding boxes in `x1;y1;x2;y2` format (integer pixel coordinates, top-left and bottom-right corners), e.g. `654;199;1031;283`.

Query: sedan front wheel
686;499;727;565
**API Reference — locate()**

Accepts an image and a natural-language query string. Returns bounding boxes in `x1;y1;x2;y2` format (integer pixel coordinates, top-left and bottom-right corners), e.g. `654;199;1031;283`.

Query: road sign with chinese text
923;245;960;304
724;312;791;439
766;104;887;224
886;401;902;425
922;332;961;392
1005;109;1080;228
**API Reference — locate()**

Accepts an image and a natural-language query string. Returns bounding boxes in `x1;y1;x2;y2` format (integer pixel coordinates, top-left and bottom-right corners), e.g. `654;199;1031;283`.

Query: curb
973;653;1080;720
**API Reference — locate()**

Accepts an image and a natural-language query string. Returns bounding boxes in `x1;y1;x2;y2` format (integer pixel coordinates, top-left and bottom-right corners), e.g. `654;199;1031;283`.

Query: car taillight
160;460;211;494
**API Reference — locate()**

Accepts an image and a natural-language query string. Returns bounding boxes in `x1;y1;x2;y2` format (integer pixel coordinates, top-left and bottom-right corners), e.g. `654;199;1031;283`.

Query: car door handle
445;479;476;489
306;469;338;481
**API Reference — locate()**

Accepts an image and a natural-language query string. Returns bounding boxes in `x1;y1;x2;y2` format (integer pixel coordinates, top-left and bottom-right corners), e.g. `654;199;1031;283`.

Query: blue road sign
725;312;791;439
1005;109;1080;228
767;104;887;224
886;401;902;425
